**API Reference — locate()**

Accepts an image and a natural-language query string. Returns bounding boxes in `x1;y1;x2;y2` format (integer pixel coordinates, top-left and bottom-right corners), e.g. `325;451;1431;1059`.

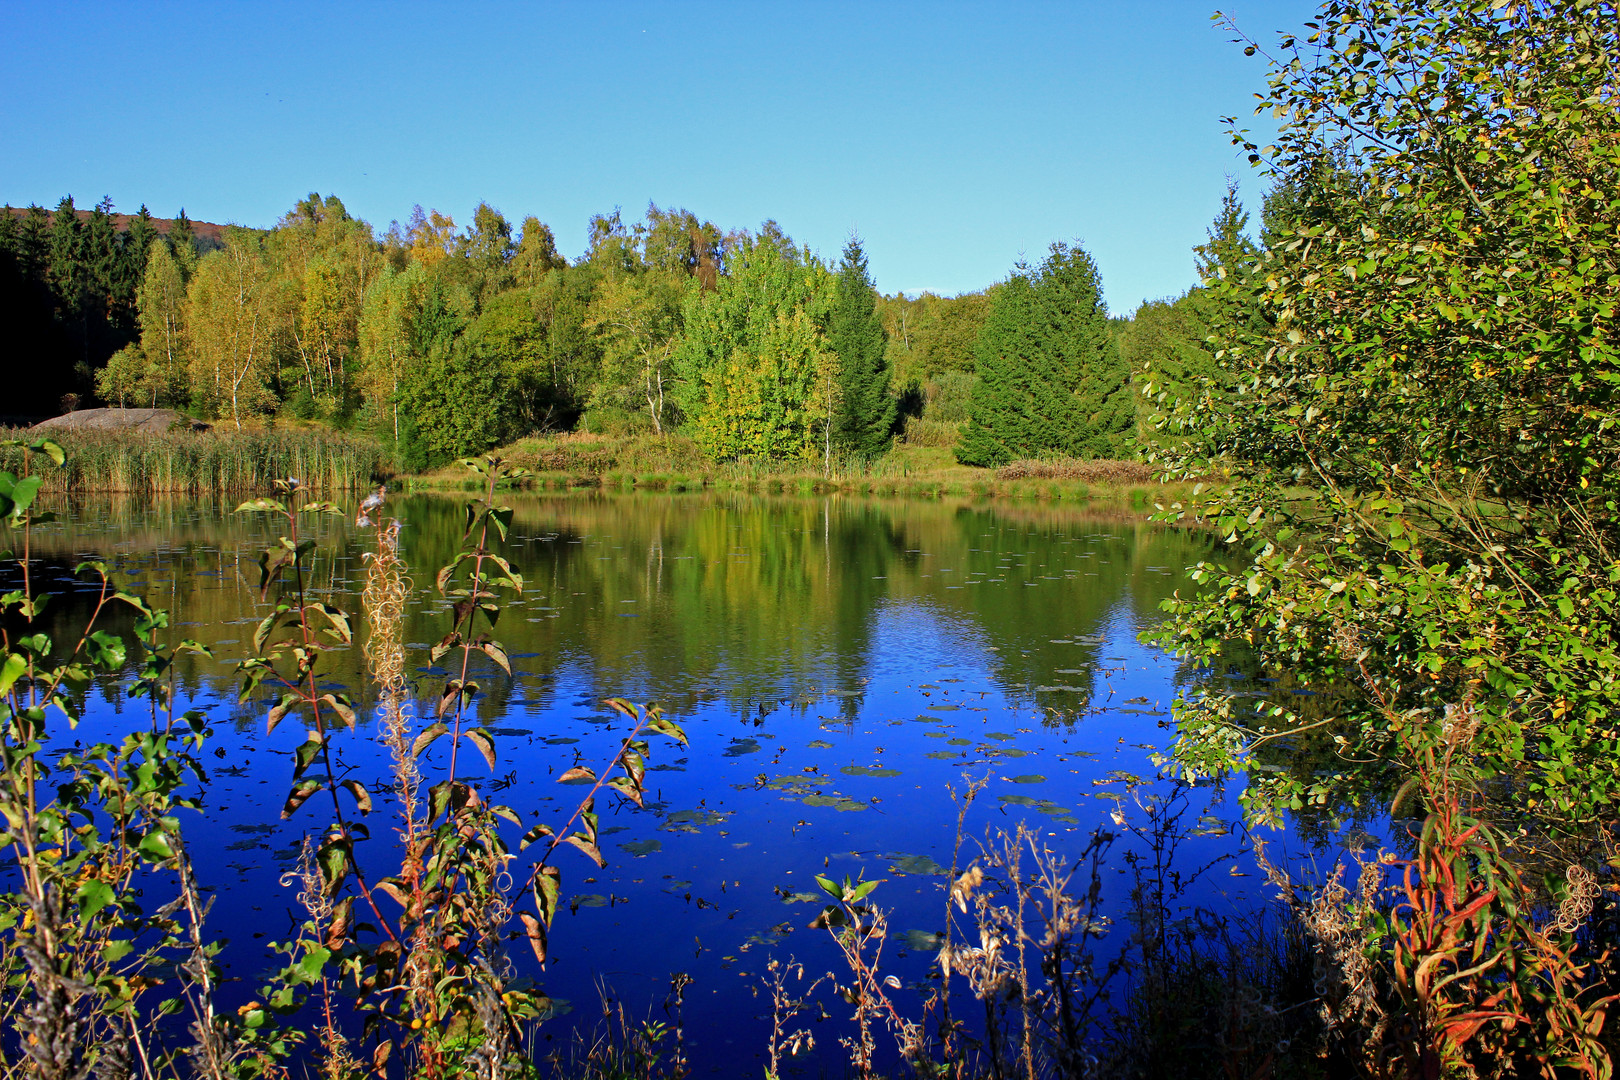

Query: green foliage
877;289;991;386
830;238;896;457
1151;0;1620;833
958;243;1131;466
672;232;839;461
398;334;519;471
1121;294;1214;448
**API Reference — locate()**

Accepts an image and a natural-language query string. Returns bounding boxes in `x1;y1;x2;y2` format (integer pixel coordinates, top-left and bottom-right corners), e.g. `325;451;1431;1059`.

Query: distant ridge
2;205;230;246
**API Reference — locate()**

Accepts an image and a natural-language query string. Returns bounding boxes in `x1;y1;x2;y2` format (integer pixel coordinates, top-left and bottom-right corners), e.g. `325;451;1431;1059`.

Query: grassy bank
406;432;1197;504
0;426;390;493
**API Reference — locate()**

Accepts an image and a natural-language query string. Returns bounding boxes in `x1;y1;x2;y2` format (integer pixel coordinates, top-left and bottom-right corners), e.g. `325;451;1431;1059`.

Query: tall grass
0;428;388;493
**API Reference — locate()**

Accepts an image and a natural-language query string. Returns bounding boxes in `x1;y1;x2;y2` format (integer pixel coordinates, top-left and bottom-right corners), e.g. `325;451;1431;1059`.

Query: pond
21;490;1282;1075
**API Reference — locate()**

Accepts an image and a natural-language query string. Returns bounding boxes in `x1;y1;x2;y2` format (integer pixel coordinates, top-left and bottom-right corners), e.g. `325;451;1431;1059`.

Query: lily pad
806;739;835;749
946;737;972;747
840;765;902;778
620;839;662;857
724;738;762;757
1008;774;1047;784
903;929;946;952
886;854;947;876
803;794;867;812
924;751;959;760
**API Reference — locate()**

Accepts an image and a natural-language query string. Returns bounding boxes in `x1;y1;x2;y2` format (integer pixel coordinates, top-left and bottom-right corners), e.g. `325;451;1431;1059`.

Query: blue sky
1;1;1304;311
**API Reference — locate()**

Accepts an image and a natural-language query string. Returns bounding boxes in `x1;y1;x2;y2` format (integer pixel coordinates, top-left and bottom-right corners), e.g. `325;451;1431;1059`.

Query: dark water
24;491;1276;1074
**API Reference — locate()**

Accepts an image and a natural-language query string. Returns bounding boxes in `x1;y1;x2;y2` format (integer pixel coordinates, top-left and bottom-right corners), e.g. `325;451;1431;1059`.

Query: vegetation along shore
2;1;1619;1079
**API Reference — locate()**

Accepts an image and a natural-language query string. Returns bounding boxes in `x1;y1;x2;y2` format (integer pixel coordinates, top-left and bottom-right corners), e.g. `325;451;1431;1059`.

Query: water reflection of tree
27;493;1219;735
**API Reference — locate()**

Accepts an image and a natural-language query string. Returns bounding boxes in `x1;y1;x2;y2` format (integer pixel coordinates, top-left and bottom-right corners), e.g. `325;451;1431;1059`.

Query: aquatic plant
0;428;386;494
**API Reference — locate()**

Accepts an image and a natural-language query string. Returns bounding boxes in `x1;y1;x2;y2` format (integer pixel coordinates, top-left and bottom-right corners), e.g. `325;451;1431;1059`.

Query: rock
31;408;210;434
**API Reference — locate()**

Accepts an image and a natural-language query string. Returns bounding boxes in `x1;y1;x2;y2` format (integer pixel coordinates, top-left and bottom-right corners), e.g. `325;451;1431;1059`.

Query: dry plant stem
936;776;989;1067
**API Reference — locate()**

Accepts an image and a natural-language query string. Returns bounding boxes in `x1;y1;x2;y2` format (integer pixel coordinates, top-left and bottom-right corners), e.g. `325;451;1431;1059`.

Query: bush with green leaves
1148;0;1620;836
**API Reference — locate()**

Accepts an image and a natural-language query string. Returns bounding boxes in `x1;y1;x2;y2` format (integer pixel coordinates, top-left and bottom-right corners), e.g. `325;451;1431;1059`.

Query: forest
3;1;1620;1077
0;180;1232;474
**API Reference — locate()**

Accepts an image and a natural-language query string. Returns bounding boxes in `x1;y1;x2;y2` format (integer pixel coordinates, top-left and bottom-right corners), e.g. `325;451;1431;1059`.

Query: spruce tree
957;270;1036;466
168;209;196;265
957;242;1128;465
830;237;895;457
122;206;159;301
49;196;83;309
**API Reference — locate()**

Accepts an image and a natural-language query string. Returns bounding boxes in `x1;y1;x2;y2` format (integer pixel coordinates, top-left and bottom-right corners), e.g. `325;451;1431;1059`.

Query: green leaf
464;727;496;770
0;654;26;698
75;879;115;919
412;721;448;759
281;778;322;819
340;779;371;814
27;439;65;467
138;830;174;861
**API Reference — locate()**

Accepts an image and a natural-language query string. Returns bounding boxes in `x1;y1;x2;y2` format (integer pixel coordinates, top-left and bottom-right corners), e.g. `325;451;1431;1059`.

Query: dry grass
996;457;1160;485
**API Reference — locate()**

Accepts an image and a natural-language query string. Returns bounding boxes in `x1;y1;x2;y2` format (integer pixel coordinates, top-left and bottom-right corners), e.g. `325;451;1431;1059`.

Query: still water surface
31;492;1272;1074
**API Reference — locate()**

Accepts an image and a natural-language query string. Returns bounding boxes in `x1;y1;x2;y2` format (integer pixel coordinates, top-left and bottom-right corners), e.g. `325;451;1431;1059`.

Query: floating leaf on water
620;839;662;857
1124;696;1151;705
924;730;949;739
903;929;946;952
930;704;961;711
886;854;947;876
781;891;821;904
571;894;609;909
924;751;959;760
998;795;1041;806
1034;685;1086;693
488;727;533;737
1008;775;1046;784
806;739;835;749
544;737;579;745
1119;709;1168;717
997;748;1030;758
985;732;1016;742
913;714;946;723
946;738;972;747
840;765;902;778
664;809;729;828
724;739;762;757
803;794;868;812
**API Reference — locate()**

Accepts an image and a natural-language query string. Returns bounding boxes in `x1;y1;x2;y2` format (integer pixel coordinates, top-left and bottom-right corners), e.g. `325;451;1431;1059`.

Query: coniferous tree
830;237;895;457
168;209;196;268
122;206;159;299
956;270;1039;466
49;196;83;313
957;242;1128;465
85;197;119;298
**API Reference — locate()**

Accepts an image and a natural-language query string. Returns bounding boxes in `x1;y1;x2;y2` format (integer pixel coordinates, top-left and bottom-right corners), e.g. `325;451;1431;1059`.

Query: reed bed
0;427;389;493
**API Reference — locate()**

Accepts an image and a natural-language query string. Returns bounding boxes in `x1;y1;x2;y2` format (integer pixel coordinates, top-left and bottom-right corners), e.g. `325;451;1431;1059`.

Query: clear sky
1;0;1304;311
